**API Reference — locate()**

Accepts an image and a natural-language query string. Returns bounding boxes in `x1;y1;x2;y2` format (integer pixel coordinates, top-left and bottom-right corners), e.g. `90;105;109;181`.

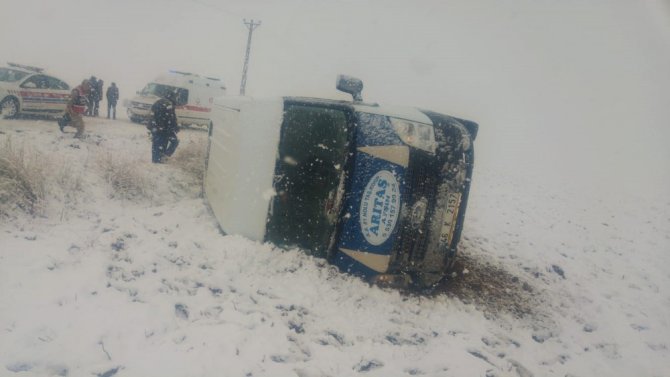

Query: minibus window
175;88;188;106
266;104;350;257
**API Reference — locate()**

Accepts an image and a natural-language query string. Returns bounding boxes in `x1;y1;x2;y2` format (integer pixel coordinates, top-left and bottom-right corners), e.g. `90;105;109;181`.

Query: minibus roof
284;96;433;124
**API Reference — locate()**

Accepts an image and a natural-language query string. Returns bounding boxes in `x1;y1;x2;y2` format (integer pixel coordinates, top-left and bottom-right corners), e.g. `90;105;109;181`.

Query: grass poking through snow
171;136;207;183
0;137;48;217
97;153;149;200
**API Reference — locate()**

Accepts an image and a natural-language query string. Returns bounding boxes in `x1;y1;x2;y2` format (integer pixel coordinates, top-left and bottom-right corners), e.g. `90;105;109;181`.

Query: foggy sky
2;0;669;199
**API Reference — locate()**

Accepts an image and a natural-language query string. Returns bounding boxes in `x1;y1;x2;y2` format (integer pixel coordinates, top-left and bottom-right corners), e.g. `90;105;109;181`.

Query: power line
240;19;261;95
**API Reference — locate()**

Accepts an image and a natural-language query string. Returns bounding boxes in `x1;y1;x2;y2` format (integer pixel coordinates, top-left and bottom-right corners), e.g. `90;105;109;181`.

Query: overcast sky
2;0;669;199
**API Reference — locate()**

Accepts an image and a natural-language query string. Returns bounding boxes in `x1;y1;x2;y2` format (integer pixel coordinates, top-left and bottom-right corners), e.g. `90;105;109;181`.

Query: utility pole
240;19;261;95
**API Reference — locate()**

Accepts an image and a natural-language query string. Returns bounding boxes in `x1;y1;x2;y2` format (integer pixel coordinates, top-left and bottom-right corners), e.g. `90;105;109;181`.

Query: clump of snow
0;118;668;377
262;188;277;201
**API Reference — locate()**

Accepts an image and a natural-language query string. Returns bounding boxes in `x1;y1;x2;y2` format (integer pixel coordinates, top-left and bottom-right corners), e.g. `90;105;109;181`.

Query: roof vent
336;74;363;102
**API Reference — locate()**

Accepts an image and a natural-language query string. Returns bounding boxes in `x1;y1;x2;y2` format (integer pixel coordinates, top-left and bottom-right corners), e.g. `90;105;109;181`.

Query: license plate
438;192;461;248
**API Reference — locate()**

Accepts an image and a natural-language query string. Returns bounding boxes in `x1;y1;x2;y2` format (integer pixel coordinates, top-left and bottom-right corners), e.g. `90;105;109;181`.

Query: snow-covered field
0;116;667;377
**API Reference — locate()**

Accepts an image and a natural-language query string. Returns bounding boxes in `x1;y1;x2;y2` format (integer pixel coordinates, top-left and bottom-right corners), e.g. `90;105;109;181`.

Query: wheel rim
1;99;18;117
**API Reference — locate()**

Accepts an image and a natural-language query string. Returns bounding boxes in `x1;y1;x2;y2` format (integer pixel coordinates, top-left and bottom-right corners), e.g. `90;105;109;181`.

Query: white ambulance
127;71;226;127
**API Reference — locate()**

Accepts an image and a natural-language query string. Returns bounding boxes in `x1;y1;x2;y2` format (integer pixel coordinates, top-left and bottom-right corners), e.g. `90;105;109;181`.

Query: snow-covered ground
1;116;668;377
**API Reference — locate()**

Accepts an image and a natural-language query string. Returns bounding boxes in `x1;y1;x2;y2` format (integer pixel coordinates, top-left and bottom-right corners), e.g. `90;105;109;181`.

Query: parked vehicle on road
127;71;226;128
0;63;70;119
204;75;478;288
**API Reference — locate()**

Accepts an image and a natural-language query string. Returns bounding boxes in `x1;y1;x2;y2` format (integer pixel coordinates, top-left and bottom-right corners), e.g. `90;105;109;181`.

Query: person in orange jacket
59;87;87;138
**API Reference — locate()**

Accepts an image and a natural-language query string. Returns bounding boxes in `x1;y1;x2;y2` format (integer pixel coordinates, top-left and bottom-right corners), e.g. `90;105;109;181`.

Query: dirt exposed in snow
439;252;542;321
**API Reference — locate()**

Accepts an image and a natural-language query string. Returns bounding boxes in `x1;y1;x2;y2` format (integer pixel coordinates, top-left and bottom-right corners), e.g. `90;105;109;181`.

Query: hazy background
2;0;669;199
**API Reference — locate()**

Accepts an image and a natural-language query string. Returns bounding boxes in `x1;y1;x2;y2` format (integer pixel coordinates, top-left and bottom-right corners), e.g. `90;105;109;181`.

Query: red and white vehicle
0;63;71;119
127;71;226;128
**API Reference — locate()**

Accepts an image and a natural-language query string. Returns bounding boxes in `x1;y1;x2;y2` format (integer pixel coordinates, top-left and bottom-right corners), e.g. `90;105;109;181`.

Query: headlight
390;118;437;153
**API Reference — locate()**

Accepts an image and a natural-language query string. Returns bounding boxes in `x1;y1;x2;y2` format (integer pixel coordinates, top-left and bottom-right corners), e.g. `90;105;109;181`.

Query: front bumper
388;147;473;287
128;101;151;115
127;104;152;122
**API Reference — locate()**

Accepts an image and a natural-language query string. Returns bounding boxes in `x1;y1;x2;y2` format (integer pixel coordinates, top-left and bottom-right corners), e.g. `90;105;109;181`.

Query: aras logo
360;170;401;246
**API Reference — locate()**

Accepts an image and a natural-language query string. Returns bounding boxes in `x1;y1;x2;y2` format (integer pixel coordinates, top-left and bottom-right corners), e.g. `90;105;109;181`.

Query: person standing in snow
106;82;119;120
94;79;104;117
148;90;180;163
60;87;87;138
86;76;97;116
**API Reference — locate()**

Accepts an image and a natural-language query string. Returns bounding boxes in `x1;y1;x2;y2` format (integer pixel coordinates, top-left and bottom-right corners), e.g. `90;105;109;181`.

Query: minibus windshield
141;83;188;105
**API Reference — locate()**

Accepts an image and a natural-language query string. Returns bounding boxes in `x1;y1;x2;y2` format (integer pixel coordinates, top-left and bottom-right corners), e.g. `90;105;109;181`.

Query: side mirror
336;75;363;102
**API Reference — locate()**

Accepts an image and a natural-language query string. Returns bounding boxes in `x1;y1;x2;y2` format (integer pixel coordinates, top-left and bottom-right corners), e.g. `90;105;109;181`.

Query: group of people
58;76;119;138
58;79;179;163
83;76;120;119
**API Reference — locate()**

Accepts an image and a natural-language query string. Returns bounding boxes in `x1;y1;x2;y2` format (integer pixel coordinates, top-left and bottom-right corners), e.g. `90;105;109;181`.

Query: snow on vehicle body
204;76;478;287
0;63;71;119
127;71;226;127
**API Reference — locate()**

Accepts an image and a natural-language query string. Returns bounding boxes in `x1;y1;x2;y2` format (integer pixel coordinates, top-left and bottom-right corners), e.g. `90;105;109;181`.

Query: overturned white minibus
204;75;478;288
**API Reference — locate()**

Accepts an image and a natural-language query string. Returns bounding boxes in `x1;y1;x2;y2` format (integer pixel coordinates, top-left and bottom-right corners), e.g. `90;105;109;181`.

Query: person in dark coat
86;76;97;116
94;79;103;116
106;82;119;119
148;91;180;163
